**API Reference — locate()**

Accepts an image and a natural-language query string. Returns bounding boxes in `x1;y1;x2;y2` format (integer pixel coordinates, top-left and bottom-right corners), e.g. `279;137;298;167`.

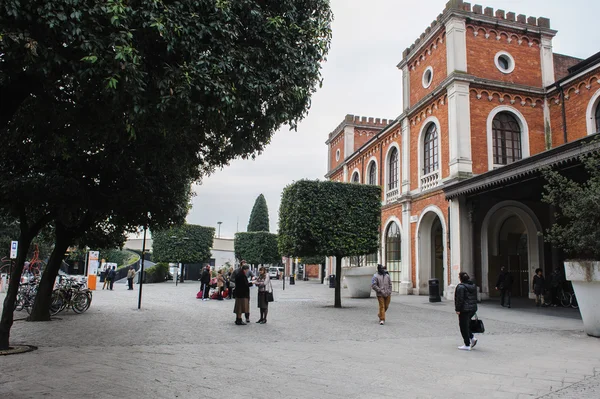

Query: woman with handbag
254;266;272;324
454;271;478;351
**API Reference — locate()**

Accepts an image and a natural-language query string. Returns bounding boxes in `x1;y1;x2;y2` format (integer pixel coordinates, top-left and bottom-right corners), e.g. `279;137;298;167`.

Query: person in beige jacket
372;264;393;325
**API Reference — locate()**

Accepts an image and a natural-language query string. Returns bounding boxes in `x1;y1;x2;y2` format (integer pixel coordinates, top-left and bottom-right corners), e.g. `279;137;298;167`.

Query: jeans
109;279;114;290
458;311;474;346
500;289;511;307
377;296;391;321
127;278;133;290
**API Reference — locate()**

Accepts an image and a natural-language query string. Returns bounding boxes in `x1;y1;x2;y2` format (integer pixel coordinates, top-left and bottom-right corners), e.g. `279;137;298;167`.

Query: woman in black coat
455;271;478;351
233;265;251;325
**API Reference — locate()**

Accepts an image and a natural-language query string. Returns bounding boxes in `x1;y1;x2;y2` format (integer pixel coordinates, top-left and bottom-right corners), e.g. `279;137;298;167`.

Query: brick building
324;0;600;299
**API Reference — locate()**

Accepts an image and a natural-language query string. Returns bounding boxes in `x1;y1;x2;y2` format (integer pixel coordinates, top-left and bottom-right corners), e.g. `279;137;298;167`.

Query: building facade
325;0;600;299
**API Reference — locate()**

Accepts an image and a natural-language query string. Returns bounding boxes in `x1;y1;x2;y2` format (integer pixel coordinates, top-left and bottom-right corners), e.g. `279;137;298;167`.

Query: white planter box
342;266;377;298
564;261;600;337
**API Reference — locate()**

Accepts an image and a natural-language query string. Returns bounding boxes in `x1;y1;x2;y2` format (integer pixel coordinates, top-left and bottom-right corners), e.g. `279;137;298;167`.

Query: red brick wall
329;134;345;172
409;96;449;191
469;90;546;174
408;32;447;107
305;264;320;278
466;26;542;87
354;128;379;152
553;53;582;81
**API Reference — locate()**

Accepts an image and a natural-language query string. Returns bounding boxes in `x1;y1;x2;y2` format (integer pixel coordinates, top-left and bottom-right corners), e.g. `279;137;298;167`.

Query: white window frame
422;66;434;89
586;88;600;135
350;168;361;184
384;143;401;194
494;51;515;74
335;149;341;162
486;106;530;171
417;116;443;189
366;156;378;185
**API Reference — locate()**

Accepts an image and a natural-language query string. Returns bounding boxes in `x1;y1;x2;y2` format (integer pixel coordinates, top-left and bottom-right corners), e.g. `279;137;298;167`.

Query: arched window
388;148;398;191
351;172;359;183
423;123;439;175
385;222;401;272
492;112;522;165
595;102;600;133
368;162;377;185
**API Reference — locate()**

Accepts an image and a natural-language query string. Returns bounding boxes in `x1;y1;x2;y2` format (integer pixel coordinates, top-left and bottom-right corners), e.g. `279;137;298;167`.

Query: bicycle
50;277;92;316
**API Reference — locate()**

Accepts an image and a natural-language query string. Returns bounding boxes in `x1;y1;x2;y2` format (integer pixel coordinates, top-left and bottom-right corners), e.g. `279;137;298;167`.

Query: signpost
87;251;100;290
10;241;18;259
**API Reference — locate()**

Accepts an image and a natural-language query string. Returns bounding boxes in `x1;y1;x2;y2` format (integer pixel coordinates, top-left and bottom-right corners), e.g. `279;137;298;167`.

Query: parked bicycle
50;276;92;316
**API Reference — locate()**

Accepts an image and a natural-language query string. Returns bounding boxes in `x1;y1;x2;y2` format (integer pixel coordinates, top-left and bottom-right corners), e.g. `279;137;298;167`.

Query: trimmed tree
247;194;270;232
152;225;215;275
278;180;381;308
234;232;280;267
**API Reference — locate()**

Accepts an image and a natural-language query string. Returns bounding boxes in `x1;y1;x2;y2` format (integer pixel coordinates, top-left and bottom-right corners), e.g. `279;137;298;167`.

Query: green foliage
542;147;600;259
301;255;326;265
278;180;381;258
247;194;270;232
143;262;170;283
235;232;280;265
152;224;214;264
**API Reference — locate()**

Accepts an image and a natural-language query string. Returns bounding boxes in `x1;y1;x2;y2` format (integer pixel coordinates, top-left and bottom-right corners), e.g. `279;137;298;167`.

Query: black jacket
200;269;211;284
234;271;250;299
495;271;514;290
455;281;478;313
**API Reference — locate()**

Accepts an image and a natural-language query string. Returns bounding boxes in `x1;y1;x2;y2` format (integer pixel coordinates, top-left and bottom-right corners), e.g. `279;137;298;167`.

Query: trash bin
100;271;106;283
329;275;335;288
428;278;441;302
290;275;295;285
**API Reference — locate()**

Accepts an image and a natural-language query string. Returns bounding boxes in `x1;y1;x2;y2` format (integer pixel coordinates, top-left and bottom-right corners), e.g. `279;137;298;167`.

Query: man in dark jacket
495;267;514;308
233;265;251;325
455;271;478;351
200;265;211;301
108;266;117;291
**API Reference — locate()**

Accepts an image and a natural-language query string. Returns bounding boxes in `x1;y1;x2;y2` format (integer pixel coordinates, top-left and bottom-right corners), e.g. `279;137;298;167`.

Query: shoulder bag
266;279;274;302
470;313;485;334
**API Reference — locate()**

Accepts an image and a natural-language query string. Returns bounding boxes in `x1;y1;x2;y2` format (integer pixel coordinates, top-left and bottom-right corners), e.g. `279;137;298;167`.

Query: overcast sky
186;0;600;239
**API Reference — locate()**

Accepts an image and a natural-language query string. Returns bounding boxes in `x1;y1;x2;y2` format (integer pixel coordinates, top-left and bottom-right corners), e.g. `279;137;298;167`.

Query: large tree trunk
0;228;38;349
29;226;72;321
334;256;343;308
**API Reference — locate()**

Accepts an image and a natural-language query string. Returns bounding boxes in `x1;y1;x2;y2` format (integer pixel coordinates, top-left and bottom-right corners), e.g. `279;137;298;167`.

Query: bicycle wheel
14;293;25;311
560;291;572;308
49;290;65;316
571;293;579;309
72;292;91;314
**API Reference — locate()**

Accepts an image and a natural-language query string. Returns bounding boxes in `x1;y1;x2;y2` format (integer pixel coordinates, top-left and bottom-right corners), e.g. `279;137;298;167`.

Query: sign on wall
10;241;18;259
88;251;100;275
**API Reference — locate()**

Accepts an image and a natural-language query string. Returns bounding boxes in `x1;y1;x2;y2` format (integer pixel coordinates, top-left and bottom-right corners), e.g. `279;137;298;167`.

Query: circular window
494;51;515;74
422;66;434;88
335;149;340;161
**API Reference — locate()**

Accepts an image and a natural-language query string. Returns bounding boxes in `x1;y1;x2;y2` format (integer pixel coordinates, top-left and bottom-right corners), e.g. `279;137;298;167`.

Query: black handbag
470;313;485;334
266;280;274;302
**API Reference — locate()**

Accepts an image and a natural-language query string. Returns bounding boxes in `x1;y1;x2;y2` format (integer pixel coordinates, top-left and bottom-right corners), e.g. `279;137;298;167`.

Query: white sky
186;0;600;239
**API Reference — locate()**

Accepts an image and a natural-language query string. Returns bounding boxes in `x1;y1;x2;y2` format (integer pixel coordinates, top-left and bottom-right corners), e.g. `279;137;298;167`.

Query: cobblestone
1;280;599;398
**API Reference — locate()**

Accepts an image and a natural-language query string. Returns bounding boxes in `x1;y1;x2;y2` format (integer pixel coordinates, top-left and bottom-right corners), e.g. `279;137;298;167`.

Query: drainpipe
559;84;568;144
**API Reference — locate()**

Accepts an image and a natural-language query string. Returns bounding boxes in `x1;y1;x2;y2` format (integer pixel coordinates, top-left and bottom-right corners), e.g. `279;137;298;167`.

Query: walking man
108;266;117;290
127;266;135;290
495;267;514;308
455;271;478;351
200;265;211;301
372;264;392;325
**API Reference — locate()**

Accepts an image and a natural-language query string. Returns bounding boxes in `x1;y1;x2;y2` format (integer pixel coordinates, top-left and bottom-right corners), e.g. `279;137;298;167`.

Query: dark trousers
500;289;511;307
109;279;114;290
201;283;210;299
127;278;133;290
458;311;474;346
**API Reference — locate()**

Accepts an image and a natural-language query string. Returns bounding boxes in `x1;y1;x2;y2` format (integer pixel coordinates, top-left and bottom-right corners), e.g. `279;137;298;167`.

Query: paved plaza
1;279;599;399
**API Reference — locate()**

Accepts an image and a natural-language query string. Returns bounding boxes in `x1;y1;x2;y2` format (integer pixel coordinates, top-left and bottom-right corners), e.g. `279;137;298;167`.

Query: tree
278;180;381;308
247;194;270;232
301;255;326;265
152;224;215;267
0;0;332;349
542;145;600;259
234;232;280;267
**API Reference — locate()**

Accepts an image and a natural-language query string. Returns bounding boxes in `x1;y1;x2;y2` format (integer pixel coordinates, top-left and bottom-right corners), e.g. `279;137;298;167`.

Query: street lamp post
217;221;222;238
137;226;147;309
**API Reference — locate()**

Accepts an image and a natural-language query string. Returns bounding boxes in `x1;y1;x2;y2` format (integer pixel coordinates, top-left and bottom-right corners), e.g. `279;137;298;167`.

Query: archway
481;201;544;299
416;208;447;296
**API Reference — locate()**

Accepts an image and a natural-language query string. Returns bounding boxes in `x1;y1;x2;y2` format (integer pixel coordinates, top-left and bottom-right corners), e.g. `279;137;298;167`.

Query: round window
335;149;340;161
494;51;515;74
422;66;434;88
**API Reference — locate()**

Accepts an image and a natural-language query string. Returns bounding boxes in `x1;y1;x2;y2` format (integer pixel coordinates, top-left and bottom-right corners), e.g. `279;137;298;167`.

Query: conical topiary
247;194;270;232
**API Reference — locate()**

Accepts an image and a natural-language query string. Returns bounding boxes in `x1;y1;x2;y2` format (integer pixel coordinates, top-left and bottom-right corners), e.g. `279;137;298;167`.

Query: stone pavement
1;279;599;399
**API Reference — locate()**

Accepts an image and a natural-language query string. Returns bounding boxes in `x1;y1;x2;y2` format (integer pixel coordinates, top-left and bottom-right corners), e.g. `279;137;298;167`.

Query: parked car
268;267;280;280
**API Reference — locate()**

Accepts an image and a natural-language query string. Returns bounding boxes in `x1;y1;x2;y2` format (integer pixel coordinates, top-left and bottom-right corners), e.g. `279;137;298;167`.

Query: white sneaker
470;337;478;348
457;345;471;351
379;320;384;325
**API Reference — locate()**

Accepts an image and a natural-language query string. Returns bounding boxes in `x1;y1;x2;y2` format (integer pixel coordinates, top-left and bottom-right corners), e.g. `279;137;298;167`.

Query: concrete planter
342;266;376;298
564;261;600;337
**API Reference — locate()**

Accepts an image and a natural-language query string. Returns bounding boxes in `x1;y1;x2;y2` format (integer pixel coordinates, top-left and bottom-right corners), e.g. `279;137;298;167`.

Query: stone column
540;35;555;87
401;118;410;194
399;200;413;294
402;65;410;112
447;81;473;178
445;17;467;74
448;196;473;300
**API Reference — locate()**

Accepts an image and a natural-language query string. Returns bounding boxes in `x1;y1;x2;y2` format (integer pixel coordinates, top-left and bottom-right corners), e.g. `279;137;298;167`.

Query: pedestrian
228;266;236;299
102;264;110;290
532;268;546;307
200;265;211;301
233;265;251;325
254;266;272;324
494;267;514;308
216;269;225;300
225;266;233;299
108;266;117;290
455;271;478;351
127;266;135;290
549;266;563;307
371;264;392;325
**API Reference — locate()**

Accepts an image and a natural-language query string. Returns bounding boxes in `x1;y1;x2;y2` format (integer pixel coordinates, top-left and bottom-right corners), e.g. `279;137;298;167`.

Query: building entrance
431;217;444;297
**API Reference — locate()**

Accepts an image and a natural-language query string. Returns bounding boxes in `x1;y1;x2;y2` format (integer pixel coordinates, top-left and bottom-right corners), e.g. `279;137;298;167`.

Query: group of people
371;264;479;351
495;266;565;308
101;265;136;290
197;261;273;325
